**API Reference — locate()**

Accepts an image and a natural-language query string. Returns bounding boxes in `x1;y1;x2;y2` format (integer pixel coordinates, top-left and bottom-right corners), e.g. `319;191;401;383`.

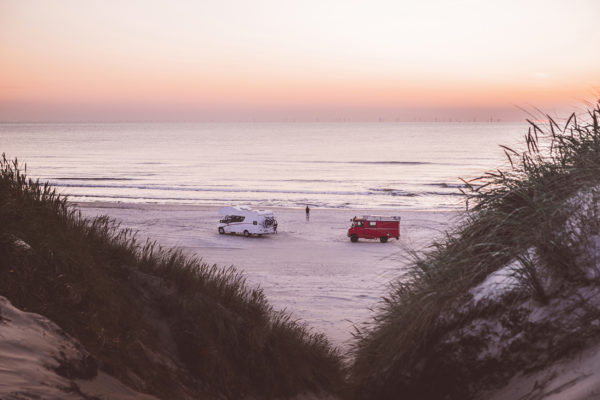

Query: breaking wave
51;180;463;201
309;161;436;165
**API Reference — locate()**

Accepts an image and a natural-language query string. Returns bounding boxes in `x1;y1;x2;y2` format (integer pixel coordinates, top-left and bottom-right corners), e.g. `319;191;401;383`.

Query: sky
1;0;599;121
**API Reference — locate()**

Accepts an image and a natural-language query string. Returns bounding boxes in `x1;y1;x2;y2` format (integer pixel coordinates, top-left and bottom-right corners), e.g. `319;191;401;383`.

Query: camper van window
224;215;245;223
356;221;364;227
369;221;377;227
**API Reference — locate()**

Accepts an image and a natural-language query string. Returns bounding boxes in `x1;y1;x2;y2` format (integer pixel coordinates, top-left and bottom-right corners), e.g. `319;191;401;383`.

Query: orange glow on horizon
2;61;594;109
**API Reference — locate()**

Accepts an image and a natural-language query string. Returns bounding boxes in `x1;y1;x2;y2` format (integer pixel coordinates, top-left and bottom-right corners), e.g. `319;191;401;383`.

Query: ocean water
0;122;526;210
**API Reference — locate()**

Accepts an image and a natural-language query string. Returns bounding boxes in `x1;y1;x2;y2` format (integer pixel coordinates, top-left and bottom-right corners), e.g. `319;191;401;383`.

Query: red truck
347;215;400;243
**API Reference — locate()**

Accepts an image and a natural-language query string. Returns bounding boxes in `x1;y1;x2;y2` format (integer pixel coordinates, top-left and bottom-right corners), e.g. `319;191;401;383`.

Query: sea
0;122;527;210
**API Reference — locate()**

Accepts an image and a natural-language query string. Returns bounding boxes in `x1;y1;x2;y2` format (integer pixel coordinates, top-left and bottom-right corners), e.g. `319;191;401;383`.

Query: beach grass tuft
349;104;600;399
0;154;346;399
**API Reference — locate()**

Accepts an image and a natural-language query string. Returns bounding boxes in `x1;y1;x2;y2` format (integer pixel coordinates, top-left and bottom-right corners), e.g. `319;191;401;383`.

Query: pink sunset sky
1;0;599;121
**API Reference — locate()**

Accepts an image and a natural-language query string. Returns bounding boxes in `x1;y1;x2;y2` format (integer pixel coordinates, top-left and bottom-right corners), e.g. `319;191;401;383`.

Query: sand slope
0;295;157;400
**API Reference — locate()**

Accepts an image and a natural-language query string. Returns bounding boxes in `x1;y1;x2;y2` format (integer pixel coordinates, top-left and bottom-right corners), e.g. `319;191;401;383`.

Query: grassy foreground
350;104;600;399
0;155;345;399
4;104;600;399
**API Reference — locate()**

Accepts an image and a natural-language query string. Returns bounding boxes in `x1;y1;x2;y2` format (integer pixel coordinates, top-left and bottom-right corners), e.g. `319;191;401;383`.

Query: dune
0;295;157;399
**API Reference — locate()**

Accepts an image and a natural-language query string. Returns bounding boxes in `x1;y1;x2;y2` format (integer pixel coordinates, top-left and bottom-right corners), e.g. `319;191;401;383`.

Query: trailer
218;206;277;237
347;215;400;243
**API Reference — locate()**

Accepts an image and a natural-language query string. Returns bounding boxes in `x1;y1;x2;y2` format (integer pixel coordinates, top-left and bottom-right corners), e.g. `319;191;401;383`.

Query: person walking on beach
305;205;310;222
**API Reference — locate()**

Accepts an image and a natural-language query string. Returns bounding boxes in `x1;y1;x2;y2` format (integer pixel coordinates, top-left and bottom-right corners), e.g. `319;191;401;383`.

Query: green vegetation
4;104;600;400
350;104;600;399
0;155;345;399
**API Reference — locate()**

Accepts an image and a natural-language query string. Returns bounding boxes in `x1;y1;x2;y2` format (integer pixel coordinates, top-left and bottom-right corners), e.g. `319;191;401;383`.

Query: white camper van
218;206;278;237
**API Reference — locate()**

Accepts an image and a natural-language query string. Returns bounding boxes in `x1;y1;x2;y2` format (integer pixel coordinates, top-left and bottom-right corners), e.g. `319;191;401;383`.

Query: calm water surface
0;122;526;210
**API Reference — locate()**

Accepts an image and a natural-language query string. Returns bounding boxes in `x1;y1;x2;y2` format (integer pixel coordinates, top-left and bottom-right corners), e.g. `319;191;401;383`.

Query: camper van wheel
243;230;250;237
380;237;388;243
218;227;225;234
350;234;358;243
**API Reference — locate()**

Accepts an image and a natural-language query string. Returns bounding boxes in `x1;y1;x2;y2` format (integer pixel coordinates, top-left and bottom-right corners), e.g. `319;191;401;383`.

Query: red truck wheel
350;234;358;243
380;237;388;243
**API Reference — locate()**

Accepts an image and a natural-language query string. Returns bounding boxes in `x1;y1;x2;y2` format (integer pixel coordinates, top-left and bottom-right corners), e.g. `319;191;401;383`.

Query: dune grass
4;104;600;399
350;104;600;399
0;155;346;399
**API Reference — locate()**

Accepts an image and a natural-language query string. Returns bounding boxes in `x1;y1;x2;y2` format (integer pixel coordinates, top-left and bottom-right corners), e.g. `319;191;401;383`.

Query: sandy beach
76;202;459;349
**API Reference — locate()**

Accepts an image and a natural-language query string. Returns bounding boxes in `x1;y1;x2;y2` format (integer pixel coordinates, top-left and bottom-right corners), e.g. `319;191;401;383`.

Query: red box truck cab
347;215;400;243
